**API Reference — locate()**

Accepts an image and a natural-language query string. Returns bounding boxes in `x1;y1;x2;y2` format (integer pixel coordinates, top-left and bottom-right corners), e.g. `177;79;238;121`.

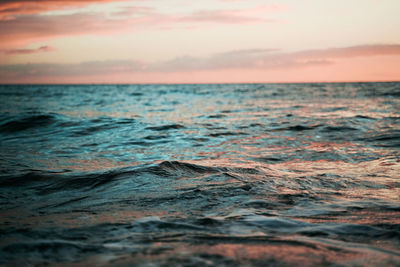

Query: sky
0;0;399;83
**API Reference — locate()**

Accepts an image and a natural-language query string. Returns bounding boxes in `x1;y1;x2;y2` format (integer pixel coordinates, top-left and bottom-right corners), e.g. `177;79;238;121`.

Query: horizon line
0;80;399;86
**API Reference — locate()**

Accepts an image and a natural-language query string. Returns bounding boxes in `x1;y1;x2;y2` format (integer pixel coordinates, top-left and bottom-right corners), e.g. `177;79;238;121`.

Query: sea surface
0;82;399;266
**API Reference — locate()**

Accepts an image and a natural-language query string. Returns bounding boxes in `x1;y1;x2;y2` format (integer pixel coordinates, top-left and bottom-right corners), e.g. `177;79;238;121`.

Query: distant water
0;83;399;266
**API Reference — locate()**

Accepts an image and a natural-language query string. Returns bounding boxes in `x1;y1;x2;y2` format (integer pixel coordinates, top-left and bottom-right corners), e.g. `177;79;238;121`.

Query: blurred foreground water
0;82;399;266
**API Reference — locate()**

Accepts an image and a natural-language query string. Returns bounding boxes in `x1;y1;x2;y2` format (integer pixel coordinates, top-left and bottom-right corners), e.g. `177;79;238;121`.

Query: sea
0;82;399;266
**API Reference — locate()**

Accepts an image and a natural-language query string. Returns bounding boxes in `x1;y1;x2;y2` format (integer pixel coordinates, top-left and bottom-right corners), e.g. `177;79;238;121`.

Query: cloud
0;0;127;19
0;12;139;47
1;45;54;55
111;6;156;17
0;60;144;80
0;4;285;47
1;44;399;83
176;5;284;24
152;45;400;72
151;49;285;71
291;44;400;58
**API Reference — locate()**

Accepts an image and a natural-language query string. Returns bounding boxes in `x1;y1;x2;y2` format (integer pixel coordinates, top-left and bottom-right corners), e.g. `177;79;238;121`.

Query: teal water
0;83;399;266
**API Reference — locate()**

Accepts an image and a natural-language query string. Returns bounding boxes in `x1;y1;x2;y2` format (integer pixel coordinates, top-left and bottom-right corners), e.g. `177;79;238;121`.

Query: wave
0;161;223;191
272;124;321;132
1;83;399;266
321;126;358;132
1;213;399;266
0;114;57;133
361;130;400;147
146;124;185;131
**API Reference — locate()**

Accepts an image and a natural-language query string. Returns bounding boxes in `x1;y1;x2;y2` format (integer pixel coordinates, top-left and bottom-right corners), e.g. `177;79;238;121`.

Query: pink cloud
1;44;399;83
0;13;140;47
176;5;285;24
152;45;400;72
111;6;156;17
292;45;400;58
0;5;285;48
0;0;128;20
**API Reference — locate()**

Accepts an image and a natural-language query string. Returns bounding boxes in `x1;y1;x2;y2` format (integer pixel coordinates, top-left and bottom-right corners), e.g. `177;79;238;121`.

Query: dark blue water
0;83;399;266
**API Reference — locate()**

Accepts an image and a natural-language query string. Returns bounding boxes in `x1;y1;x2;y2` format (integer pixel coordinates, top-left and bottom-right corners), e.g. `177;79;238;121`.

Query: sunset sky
0;0;399;83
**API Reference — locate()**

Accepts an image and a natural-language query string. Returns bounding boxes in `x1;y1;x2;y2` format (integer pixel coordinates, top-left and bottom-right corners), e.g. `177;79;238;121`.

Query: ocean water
0;82;399;266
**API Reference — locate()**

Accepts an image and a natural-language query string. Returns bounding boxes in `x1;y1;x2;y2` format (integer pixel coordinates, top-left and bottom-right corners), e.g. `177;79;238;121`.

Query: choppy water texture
0;83;399;266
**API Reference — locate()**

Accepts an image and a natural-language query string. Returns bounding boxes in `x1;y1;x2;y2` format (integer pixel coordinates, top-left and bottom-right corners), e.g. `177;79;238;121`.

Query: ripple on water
0;83;399;266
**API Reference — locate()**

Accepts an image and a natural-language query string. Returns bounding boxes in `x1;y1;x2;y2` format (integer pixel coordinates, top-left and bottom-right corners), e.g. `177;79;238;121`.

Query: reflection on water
0;82;399;266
